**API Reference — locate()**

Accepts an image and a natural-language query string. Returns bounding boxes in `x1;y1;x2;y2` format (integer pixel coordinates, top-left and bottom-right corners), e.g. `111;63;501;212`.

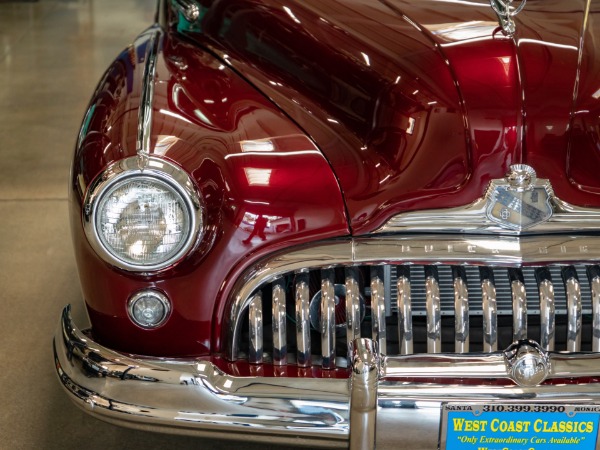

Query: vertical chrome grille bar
453;266;469;353
588;266;600;352
349;338;378;450
295;272;311;367
425;266;441;353
370;267;387;355
536;268;555;351
480;267;497;352
397;266;413;355
321;269;336;369
563;267;582;352
248;292;263;364
272;280;287;365
509;269;527;341
345;267;361;360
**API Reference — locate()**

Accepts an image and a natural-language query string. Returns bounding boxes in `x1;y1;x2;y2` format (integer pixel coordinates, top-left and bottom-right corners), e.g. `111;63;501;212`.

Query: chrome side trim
136;28;161;168
371;268;387;355
345;268;361;360
349;339;378;450
272;280;287;366
564;268;582;352
480;269;497;352
397;274;413;355
295;273;311;367
248;293;263;364
226;234;600;360
321;269;336;369
425;267;441;353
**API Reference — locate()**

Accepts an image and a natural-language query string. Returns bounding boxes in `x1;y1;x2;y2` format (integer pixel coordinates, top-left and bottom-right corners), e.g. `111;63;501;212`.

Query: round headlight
84;157;203;271
97;177;190;266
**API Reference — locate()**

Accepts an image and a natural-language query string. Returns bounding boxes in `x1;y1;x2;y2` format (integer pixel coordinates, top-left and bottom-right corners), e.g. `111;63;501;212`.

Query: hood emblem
486;164;553;231
490;0;526;35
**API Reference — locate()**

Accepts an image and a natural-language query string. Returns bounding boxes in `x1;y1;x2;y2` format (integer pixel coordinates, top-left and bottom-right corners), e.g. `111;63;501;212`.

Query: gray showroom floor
0;1;302;449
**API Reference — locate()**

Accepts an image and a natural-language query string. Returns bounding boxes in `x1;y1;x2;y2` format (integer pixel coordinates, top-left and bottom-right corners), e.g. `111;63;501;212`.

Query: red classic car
54;0;600;448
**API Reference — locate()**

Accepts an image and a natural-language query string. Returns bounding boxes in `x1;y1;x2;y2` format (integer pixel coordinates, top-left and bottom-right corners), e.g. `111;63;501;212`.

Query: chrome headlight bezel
83;156;204;272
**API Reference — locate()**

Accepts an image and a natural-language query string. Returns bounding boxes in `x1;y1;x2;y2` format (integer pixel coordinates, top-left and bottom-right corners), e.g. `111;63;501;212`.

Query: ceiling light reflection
428;21;497;41
224;150;320;160
518;38;578;51
240;140;275;152
159;109;193;124
283;6;301;24
244;168;272;186
361;52;371;66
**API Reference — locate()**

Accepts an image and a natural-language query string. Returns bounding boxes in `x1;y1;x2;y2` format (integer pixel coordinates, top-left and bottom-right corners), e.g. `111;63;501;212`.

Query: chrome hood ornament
486;164;553;231
490;0;526;35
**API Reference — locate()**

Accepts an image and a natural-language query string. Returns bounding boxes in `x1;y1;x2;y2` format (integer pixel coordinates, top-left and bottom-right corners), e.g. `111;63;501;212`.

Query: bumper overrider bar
54;306;600;449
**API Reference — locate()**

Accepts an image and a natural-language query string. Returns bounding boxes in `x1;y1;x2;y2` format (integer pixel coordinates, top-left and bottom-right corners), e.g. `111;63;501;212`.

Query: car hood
189;0;600;234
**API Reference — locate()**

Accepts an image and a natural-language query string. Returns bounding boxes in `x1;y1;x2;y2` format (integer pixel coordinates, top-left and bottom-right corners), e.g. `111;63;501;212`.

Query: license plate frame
440;403;600;450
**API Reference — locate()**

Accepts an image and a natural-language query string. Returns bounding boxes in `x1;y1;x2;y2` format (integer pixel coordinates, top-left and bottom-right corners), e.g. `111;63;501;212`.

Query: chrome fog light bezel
127;289;171;329
83;156;204;272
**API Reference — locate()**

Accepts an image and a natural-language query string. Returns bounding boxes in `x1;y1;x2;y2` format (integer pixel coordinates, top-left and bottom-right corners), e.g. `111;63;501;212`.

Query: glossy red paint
184;0;600;233
71;29;349;356
72;0;600;357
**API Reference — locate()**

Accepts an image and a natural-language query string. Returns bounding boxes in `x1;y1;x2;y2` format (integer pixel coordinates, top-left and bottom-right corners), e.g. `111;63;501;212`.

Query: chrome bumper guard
55;306;600;449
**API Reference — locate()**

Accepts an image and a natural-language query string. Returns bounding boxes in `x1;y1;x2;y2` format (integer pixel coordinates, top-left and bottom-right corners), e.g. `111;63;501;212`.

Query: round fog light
128;290;171;328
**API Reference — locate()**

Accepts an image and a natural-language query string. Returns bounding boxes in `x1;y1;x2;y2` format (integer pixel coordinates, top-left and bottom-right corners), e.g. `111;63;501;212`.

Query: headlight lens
84;157;203;271
96;177;190;266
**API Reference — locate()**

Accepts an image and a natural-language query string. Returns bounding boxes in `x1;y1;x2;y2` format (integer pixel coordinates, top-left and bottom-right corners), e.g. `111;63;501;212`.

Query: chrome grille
400;265;593;316
229;263;600;367
226;235;600;370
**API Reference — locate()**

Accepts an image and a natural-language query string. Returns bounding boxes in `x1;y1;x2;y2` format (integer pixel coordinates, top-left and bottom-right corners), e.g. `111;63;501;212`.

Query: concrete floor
0;1;302;448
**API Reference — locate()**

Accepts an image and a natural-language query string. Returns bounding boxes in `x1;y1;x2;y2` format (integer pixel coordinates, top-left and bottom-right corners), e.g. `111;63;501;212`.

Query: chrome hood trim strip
136;27;161;167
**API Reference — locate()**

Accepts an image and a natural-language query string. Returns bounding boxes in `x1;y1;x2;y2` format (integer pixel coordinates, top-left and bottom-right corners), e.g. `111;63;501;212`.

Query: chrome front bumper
54;305;600;449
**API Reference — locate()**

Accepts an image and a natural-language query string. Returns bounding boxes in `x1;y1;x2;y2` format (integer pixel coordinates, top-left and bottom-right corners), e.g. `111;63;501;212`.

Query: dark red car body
71;0;600;357
56;1;600;448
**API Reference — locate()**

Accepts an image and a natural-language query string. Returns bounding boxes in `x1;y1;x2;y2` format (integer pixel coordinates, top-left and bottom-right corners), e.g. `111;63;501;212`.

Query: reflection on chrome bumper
53;306;350;448
54;305;600;449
